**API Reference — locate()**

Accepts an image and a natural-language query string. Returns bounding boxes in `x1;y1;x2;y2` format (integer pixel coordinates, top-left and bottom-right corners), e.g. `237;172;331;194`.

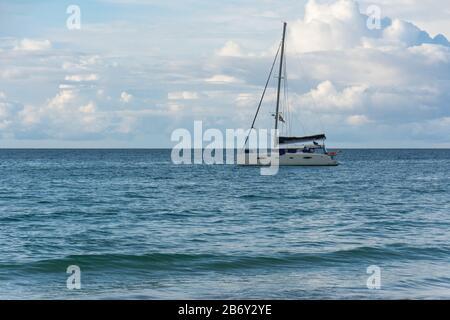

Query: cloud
62;55;101;71
47;89;77;110
0;68;23;79
0;94;15;130
408;43;450;63
235;93;258;108
18;104;40;126
79;101;96;113
205;74;242;84
1;88;102;139
296;81;368;113
382;19;449;47
358;0;450;39
287;0;450;54
14;39;51;51
216;41;244;57
65;74;99;82
346;114;371;126
288;0;369;53
120;91;133;103
168;91;199;100
201;0;450;146
2;0;450;147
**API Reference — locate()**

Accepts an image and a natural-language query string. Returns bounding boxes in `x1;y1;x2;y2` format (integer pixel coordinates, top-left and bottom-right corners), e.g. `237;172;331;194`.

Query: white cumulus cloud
347;114;371;126
296;81;368;112
216;41;244;57
14;39;51;51
168;91;199;100
65;74;99;82
287;0;449;54
205;74;242;84
120;91;133;103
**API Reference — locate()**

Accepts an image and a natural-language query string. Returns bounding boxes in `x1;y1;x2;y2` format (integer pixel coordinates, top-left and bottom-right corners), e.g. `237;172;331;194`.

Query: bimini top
279;134;326;144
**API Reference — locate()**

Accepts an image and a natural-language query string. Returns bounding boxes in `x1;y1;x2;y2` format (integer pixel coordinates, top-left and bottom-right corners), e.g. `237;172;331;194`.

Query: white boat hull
278;153;338;166
241;152;338;166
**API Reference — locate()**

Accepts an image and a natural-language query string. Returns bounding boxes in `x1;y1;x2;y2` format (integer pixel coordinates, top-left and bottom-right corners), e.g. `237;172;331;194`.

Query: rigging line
243;41;282;148
287;66;293;136
286;73;292;136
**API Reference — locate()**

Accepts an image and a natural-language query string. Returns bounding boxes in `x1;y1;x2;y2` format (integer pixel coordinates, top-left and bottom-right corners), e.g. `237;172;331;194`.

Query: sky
0;0;450;148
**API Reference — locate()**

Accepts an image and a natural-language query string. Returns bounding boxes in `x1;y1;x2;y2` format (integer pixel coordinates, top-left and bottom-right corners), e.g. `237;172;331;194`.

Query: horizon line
1;147;450;150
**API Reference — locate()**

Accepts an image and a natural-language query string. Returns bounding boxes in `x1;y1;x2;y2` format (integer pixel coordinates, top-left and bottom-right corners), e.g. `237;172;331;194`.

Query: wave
3;244;450;274
236;194;276;200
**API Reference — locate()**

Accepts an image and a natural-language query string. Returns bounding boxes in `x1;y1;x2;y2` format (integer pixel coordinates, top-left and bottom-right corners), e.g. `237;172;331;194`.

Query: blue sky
1;0;450;147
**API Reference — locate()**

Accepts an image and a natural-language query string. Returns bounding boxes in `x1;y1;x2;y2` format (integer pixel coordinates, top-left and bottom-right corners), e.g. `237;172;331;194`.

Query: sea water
0;149;449;299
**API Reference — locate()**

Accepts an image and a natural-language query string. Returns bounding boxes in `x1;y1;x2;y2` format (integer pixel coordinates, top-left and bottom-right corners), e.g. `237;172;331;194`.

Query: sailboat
243;22;339;166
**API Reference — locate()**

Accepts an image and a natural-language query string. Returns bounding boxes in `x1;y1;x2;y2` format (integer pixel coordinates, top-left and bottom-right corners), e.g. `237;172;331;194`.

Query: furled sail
279;134;326;144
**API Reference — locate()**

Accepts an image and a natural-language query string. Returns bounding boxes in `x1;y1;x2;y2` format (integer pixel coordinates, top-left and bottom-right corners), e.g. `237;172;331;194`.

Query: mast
274;22;287;132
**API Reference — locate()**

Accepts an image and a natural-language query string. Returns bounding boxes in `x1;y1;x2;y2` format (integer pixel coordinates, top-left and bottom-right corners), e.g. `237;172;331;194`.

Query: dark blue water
1;149;450;299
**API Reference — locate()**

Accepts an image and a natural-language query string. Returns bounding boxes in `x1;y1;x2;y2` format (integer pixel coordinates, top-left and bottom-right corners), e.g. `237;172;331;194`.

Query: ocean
0;149;449;299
